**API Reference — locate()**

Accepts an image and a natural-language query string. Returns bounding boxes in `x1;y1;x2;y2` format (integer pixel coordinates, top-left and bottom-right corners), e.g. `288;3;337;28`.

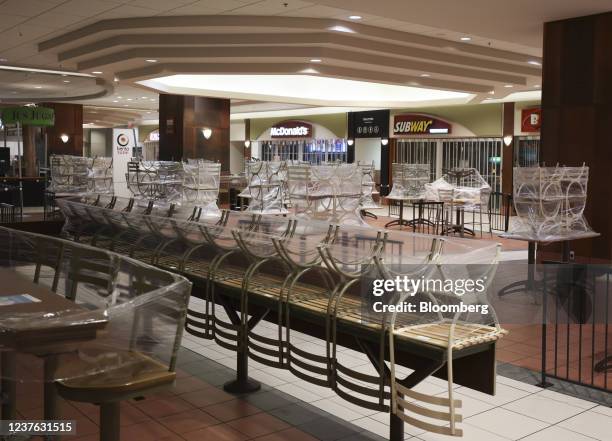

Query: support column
502;102;515;197
42;103;83;157
541;12;612;261
22;125;37;176
159;94;230;169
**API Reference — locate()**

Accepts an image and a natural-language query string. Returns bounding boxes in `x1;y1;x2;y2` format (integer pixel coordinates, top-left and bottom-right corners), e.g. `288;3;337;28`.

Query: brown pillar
244;119;251;159
159;94;230;170
22;126;37;176
501;102;515;197
541;12;612;261
42;103;83;157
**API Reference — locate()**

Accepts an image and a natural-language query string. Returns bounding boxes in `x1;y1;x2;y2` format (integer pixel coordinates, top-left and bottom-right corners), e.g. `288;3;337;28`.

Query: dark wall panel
159;94;230;169
541;12;612;261
42;102;83;157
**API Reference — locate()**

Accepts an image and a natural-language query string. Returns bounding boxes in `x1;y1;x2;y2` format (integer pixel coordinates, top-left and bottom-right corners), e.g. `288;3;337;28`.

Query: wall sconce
503;135;513;146
244;140;251;148
202;128;212;139
60;134;70;143
347;139;354;146
381;138;389;146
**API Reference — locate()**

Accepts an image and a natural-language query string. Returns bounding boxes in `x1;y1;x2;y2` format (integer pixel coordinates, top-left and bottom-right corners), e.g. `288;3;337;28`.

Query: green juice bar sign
1;106;55;126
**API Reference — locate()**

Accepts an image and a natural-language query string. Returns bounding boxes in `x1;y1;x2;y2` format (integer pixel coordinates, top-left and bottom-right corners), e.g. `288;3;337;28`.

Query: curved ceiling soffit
38;15;541;100
0;77;113;104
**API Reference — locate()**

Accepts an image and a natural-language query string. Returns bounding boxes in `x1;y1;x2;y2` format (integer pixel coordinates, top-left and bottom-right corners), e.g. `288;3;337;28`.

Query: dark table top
0;268;107;351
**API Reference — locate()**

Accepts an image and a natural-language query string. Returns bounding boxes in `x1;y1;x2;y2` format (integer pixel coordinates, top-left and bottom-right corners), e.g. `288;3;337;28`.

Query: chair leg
100;402;121;441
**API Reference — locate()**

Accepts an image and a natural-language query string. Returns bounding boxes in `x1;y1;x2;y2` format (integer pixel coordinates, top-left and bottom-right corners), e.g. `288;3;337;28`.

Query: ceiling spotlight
348;15;362;20
127;98;133;101
460;36;472;41
527;60;542;66
420;73;431;77
244;140;251;148
60;134;70;143
202;127;212;139
310;58;322;63
63;80;70;83
34;85;43;89
145;59;158;63
347;139;354;146
112;100;119;103
504;84;514;88
92;71;103;74
141;96;147;99
381;138;389;146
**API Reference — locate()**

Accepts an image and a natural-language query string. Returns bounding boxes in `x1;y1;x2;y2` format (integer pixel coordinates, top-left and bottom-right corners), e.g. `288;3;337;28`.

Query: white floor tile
591;405;612;417
312;397;363;421
369;411;425;437
275;383;321;403
535;389;598;410
459;382;531;407
466;408;549;440
248;369;289;387
352;417;390;438
496;375;542;393
502;394;586;424
448;391;496;418
520;425;598;441
417;423;512;441
558;409;612;440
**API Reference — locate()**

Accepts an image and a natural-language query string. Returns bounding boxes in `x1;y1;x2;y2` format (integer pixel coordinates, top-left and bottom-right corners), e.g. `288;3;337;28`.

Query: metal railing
540;264;611;393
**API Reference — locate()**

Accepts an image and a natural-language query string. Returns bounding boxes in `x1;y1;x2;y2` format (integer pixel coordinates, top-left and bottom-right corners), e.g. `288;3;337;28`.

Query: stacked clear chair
388;163;430;199
511;165;594;240
183;159;222;218
239;161;288;214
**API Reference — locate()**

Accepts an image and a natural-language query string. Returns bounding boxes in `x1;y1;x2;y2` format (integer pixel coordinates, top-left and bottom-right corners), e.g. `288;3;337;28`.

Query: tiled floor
182;302;612;441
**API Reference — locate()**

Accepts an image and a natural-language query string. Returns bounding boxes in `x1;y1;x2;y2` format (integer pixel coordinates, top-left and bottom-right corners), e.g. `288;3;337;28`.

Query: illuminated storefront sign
521;108;541;132
393;114;452;136
270;121;312;138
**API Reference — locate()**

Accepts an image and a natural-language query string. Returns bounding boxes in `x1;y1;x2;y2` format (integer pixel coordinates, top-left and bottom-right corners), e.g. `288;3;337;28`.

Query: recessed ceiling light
0;58;8;62
92;71;103;74
112;100;119;103
504;84;514;88
117;96;122;98
114;77;119;82
141;96;147;99
123;104;129;107
527;60;541;66
145;59;158;63
460;36;472;41
310;58;322;63
127;98;133;101
34;85;42;89
348;15;362;20
63;80;70;83
420;73;430;77
534;85;541;88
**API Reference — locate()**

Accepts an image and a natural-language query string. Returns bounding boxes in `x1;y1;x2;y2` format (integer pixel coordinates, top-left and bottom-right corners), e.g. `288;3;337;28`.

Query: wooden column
159;94;230;170
22;126;37;176
502;102;515;196
541;12;612;261
42;103;83;157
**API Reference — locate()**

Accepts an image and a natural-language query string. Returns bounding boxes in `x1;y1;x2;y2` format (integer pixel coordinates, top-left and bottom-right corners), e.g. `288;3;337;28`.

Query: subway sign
270;120;312;138
393;114;452;136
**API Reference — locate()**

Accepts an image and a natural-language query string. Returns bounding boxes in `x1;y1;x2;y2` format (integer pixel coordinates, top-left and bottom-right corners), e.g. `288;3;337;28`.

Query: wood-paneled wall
541;12;612;261
159;94;230;170
42;102;83;157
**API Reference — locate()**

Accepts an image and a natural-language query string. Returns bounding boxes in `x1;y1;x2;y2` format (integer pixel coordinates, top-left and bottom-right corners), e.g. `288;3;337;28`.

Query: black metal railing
540;264;611;393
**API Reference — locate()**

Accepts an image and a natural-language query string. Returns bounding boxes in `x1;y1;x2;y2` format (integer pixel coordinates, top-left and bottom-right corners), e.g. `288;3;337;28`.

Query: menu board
348;110;390;139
